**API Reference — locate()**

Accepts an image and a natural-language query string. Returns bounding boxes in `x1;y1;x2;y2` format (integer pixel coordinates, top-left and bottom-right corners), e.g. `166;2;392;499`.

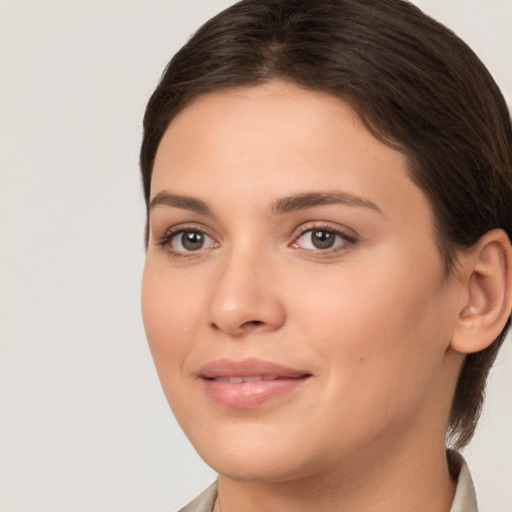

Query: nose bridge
207;241;284;336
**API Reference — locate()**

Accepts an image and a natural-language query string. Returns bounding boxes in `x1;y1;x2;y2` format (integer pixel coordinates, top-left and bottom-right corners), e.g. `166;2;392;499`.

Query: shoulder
177;482;218;512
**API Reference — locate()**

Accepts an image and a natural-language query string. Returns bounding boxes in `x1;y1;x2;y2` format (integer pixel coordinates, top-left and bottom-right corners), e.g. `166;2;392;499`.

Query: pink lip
198;358;312;408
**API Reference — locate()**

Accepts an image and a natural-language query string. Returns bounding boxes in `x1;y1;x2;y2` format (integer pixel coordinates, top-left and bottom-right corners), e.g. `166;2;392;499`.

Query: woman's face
142;81;463;482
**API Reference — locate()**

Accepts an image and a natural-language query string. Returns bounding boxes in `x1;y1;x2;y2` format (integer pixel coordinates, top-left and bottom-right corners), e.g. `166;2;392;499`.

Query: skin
142;81;472;512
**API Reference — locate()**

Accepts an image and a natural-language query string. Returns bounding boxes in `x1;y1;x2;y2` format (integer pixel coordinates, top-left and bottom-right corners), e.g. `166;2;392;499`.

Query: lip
198;358;312;408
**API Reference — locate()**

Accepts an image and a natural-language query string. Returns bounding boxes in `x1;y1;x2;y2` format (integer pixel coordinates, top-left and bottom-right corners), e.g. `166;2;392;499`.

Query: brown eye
171;230;213;252
310;230;336;249
292;227;354;252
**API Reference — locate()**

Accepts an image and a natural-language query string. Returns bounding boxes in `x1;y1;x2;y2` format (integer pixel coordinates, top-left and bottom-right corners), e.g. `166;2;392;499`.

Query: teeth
243;376;263;382
215;376;270;383
210;374;305;383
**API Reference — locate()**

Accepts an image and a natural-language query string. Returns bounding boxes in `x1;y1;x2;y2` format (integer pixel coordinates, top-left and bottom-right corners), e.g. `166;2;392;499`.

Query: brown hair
140;0;512;449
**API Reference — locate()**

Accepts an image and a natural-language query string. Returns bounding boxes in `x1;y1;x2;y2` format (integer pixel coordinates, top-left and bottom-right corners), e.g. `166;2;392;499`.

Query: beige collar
448;450;479;512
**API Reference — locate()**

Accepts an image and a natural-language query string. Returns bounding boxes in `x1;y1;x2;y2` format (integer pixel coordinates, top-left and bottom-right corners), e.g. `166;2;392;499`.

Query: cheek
141;259;204;375
291;247;452;395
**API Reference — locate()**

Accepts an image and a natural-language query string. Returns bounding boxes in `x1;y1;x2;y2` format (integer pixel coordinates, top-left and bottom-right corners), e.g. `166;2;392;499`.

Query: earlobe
451;229;512;354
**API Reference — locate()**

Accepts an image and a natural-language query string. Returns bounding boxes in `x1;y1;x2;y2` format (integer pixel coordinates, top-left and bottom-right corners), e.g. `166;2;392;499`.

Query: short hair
140;0;512;449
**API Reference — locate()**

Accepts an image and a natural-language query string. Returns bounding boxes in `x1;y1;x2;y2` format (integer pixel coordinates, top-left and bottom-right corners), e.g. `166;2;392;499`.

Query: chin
206;452;311;484
189;424;314;483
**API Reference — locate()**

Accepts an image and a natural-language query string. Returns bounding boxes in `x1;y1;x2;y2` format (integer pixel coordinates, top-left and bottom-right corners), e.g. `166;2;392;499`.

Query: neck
215;440;456;512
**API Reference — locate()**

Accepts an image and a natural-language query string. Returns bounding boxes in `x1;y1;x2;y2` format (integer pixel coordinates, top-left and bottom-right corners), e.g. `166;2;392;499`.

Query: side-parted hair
140;0;512;448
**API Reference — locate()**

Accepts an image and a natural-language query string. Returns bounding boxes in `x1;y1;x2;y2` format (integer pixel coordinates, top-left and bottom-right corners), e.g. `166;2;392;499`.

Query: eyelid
154;223;219;255
289;221;358;252
152;220;357;256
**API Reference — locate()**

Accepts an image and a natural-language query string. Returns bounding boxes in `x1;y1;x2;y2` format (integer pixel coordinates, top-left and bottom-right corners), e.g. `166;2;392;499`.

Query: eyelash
155;223;358;257
156;224;217;257
290;223;358;254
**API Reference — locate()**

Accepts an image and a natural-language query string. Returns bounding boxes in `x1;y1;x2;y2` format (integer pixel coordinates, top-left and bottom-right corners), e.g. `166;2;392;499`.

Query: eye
291;227;355;251
162;229;217;254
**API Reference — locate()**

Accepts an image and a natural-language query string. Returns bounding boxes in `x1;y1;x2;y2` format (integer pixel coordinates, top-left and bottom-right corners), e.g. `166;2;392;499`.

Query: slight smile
198;358;312;408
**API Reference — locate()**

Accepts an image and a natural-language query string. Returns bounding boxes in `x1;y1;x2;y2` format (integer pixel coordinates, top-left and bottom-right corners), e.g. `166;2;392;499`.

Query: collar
178;481;217;512
447;450;479;512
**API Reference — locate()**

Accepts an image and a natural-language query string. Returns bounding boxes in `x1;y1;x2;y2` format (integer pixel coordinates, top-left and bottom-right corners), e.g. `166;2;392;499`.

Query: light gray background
1;1;511;511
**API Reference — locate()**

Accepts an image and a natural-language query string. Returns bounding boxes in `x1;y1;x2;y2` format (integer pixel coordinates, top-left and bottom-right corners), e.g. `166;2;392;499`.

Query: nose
206;248;286;337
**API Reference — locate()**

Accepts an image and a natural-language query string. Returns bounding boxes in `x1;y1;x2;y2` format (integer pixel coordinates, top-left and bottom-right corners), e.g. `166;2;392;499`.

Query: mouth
210;374;301;383
198;358;312;408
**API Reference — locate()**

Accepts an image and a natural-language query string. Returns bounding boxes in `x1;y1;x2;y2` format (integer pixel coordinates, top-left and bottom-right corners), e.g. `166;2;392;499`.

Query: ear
450;229;512;354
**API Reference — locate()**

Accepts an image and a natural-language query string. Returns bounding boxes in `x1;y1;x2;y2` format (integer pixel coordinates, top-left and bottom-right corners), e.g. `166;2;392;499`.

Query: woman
140;1;512;511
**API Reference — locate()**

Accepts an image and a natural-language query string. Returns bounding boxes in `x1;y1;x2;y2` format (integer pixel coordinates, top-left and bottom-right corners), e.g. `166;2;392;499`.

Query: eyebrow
271;192;382;214
149;192;213;216
149;190;382;216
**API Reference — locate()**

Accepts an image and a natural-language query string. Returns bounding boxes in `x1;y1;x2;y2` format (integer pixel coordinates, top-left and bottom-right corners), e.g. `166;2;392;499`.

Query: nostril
209;320;263;331
245;320;264;327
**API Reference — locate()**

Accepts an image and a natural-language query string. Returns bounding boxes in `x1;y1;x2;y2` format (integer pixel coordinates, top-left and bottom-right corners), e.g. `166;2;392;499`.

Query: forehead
151;81;432;230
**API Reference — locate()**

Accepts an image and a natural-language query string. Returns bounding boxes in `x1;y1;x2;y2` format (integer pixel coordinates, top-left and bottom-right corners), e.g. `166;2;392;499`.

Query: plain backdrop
1;1;511;511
